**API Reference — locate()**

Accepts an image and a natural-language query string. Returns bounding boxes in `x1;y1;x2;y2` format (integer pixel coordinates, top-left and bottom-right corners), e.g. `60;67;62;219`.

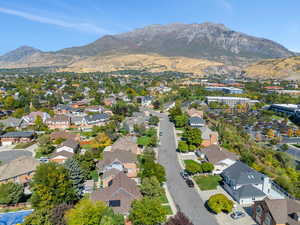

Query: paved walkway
157;113;218;225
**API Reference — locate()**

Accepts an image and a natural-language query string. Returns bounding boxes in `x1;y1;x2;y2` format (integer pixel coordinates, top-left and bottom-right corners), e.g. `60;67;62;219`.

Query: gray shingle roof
189;116;205;126
84;113;109;124
222;161;265;186
237;184;266;199
0;131;34;138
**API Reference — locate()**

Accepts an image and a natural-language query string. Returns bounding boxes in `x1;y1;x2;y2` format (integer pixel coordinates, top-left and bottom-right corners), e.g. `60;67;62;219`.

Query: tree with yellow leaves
287;128;294;137
91;133;112;150
266;129;275;139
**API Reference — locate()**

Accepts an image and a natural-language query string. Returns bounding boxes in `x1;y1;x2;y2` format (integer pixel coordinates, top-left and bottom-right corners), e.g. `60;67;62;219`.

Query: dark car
231;211;245;220
185;179;194;188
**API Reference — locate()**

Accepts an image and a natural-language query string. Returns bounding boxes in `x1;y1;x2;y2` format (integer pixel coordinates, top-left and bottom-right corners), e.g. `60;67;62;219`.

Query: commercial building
205;96;259;107
205;86;244;94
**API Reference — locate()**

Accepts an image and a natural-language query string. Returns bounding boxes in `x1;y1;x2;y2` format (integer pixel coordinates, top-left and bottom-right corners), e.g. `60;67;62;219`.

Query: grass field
193;175;222;190
13;142;34;149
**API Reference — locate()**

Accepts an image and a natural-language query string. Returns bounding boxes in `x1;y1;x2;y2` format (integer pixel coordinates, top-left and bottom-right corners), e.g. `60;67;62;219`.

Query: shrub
178;141;189;153
207;194;233;214
184;160;202;174
201;162;214;173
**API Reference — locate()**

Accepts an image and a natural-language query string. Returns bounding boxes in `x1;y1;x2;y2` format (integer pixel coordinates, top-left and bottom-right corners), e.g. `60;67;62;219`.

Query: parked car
231;211;245;220
185;179;194;188
159;132;162;136
180;170;189;180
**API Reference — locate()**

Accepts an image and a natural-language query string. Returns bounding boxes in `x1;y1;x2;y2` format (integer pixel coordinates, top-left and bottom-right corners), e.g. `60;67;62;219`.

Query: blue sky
0;0;299;54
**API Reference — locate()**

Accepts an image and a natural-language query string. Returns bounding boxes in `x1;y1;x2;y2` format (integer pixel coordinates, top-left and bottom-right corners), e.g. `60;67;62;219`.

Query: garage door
2;141;13;146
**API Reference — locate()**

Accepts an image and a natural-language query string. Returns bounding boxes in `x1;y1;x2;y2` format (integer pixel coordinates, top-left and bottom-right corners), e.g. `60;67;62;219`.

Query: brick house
45;115;71;129
0;131;35;146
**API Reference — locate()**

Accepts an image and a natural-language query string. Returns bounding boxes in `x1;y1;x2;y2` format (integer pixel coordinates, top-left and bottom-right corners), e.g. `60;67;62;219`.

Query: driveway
157;113;218;225
194;185;257;225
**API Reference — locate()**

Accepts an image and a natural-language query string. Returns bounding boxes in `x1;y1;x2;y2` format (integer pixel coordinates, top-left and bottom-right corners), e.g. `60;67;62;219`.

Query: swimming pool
0;210;33;225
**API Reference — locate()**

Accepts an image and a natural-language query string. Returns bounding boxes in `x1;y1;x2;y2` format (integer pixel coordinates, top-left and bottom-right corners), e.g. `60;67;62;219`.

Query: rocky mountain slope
58;23;294;65
0;22;296;77
244;56;300;79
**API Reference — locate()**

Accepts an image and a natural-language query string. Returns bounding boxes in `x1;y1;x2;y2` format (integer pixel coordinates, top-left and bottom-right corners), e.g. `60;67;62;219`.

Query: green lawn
137;136;151;146
90;170;99;182
159;192;169;204
13;142;34;149
293;144;300;148
193;175;222;190
163;205;173;215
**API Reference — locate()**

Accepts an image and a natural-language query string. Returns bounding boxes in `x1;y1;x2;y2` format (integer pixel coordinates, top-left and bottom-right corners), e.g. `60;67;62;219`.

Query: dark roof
237;184;266;199
46;114;70;123
222;161;265;186
0;131;34;138
90;172;142;214
189;116;205;125
84;113;109;124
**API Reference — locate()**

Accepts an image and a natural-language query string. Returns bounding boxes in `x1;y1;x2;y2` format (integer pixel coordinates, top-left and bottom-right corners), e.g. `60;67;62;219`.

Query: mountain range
0;22;299;79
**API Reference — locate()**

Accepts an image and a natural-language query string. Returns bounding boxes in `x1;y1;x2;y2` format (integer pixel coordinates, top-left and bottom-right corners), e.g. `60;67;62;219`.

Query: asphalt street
157;113;218;225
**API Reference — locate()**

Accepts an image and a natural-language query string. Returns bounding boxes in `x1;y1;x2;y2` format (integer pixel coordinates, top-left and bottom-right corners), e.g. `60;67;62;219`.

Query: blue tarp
0;210;33;225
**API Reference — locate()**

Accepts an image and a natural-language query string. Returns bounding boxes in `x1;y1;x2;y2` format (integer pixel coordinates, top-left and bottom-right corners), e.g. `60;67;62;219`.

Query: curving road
157;113;218;225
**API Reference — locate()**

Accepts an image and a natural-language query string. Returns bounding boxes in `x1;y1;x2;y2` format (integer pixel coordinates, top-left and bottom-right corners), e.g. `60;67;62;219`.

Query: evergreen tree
64;158;85;198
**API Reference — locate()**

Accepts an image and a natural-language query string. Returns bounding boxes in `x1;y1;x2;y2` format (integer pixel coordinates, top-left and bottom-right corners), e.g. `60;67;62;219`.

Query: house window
256;205;262;216
109;200;121;207
264;214;271;225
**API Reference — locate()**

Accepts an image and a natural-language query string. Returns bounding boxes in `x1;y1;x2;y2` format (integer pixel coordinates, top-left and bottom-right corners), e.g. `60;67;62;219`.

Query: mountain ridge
0;22;298;78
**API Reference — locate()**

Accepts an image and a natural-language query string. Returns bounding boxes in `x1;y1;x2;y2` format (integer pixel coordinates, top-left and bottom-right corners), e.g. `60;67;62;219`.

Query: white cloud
0;7;108;34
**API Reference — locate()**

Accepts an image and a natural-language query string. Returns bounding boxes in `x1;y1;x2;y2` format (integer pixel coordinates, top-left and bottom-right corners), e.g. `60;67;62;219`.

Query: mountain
58;53;226;74
244;56;300;79
57;22;295;65
0;46;41;62
0;22;296;76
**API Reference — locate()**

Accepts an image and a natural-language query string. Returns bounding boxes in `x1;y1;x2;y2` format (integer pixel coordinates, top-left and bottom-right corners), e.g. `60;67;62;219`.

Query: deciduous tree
129;197;167;225
0;182;23;205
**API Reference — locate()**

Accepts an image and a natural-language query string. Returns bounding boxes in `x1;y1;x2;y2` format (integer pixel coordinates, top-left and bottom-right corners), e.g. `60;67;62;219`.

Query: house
82;113;110;127
197;145;238;174
103;97;116;107
164;102;175;111
84;106;104;114
22;111;50;125
253;198;300;225
101;168;121;188
0;131;35;146
83;180;94;194
97;150;138;181
45;115;71;129
186;108;203;118
56;139;79;153
111;136;141;154
221;161;271;205
200;126;218;147
90;171;142;215
0;156;40;184
137;96;152;107
0;117;28;129
123;112;149;134
49;151;74;164
189;116;205;128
